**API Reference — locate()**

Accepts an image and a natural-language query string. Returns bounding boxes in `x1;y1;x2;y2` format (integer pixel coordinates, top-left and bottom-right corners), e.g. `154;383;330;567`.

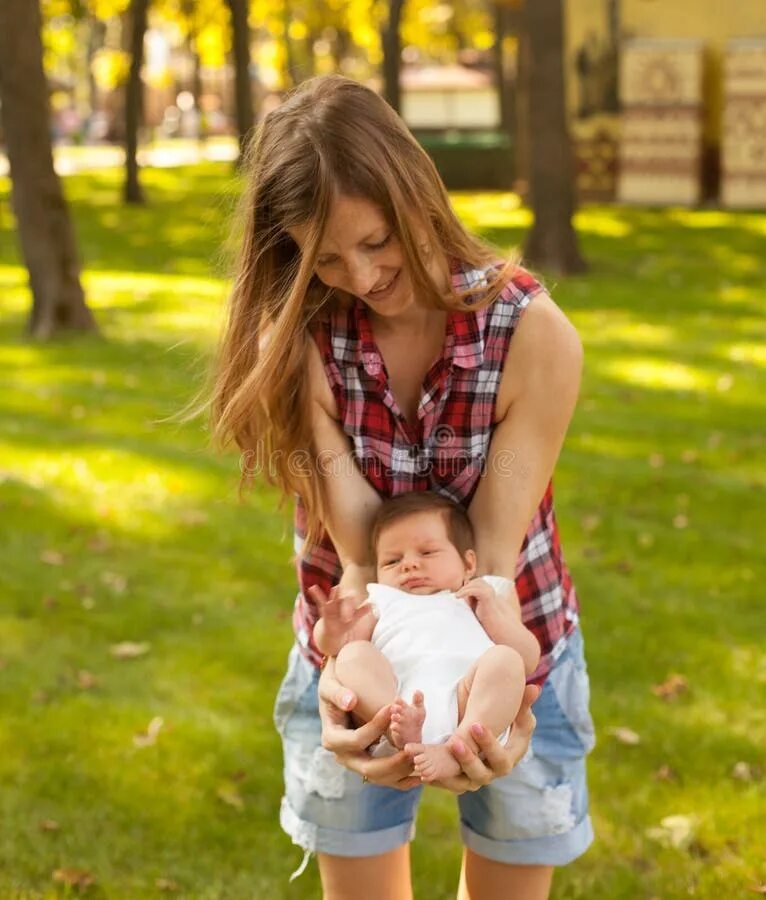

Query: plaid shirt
292;260;580;685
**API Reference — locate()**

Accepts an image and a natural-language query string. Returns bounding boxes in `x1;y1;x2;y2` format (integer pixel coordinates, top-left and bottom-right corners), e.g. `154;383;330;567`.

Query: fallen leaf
110;642;150;660
645;813;698;850
87;534;112;553
651;674;689;701
100;571;127;594
681;449;698;464
648;453;665;469
39;819;60;832
133;717;164;748
653;764;678;782
40;550;64;566
42;596;58;609
673;514;689;530
732;761;763;783
0;659;7;670
52;867;95;889
583;547;601;559
81;597;95;610
179;509;208;525
707;431;723;449
747;885;766;894
716;373;734;392
607;726;640;746
217;783;245;810
33;691;51;704
581;515;601;533
156;877;180;892
614;560;634;574
76;671;97;690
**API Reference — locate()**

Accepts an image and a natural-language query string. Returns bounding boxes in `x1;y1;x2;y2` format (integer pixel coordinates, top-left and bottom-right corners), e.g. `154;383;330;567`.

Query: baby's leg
334;641;398;723
409;644;525;782
334;642;426;748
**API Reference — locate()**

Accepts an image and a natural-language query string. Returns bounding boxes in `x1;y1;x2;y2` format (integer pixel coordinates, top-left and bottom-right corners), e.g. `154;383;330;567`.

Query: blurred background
0;1;764;897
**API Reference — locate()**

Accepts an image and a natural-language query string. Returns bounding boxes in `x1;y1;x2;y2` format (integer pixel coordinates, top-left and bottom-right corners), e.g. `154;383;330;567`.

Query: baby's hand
456;577;521;619
455;577;496;611
309;583;372;646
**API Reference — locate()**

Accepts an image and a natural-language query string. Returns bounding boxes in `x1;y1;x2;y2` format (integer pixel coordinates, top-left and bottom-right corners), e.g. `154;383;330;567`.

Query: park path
0;137;239;178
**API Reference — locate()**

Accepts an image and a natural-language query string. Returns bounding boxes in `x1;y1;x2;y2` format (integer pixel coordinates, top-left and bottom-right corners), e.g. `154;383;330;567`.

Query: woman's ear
463;549;477;580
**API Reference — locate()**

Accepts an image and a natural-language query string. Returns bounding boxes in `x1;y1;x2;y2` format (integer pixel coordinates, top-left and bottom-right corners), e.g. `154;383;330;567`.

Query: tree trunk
381;0;405;112
124;0;149;204
492;4;514;137
224;0;255;164
281;0;299;88
0;0;97;339
522;0;587;274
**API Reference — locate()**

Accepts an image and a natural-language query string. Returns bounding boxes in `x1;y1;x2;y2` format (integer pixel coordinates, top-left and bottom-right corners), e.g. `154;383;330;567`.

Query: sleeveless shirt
291;260;580;686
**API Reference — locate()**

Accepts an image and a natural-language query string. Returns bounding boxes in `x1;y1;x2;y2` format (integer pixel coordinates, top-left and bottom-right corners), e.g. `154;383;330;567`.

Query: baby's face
375;511;475;594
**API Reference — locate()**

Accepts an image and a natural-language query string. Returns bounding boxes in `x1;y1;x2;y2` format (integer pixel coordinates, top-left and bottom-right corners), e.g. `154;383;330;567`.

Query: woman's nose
346;257;377;297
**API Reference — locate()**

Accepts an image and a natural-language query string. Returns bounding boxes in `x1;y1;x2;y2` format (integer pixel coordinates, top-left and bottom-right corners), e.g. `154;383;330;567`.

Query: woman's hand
432;683;540;794
318;657;422;791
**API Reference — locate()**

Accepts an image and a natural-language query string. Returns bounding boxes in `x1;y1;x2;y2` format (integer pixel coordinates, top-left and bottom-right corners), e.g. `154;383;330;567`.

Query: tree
224;0;255;162
521;0;586;273
381;0;405;112
0;0;97;338
124;0;149;203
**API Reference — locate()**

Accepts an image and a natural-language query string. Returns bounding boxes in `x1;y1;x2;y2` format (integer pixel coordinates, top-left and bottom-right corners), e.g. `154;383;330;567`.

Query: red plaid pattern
292;261;580;685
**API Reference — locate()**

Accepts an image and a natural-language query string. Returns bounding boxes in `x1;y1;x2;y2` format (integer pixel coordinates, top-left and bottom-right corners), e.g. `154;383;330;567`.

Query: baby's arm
456;576;540;675
310;583;377;657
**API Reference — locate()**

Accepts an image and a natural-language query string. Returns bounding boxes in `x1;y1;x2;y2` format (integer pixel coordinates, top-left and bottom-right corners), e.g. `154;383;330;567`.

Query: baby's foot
389;691;426;749
405;742;461;783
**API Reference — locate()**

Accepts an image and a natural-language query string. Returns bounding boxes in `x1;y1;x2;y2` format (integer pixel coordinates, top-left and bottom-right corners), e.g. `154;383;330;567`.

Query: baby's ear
463;549;477;578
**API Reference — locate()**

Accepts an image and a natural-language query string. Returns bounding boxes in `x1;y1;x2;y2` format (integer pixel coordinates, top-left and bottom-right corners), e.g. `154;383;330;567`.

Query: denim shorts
273;626;596;867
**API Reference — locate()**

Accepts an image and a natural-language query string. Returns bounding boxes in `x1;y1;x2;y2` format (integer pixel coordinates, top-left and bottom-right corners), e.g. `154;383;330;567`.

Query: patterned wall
721;40;766;209
617;39;704;206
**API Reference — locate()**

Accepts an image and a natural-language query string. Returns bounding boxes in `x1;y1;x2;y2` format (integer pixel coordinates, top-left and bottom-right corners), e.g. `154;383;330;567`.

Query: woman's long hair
209;74;518;547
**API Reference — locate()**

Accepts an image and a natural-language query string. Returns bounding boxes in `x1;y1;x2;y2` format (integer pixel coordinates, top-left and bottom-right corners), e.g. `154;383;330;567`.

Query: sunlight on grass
574;209;633;237
604;357;710;392
1;165;765;898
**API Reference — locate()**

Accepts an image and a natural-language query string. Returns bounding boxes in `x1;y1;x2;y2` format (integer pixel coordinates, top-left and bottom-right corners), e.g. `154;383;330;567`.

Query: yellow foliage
288;20;309;42
92;49;130;89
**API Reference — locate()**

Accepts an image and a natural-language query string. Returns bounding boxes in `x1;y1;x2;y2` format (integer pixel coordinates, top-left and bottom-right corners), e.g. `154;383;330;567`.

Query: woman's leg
318;845;413;900
457;851;553;900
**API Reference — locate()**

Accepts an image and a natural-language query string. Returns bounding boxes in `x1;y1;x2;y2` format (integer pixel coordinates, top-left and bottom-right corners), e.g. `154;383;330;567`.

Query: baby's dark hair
370;492;475;559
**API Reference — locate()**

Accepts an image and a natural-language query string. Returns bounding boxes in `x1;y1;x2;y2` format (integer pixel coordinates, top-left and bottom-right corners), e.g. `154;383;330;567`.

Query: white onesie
368;575;511;745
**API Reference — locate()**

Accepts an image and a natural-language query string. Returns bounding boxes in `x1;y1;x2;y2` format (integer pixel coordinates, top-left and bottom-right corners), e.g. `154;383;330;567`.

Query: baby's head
370;492;477;594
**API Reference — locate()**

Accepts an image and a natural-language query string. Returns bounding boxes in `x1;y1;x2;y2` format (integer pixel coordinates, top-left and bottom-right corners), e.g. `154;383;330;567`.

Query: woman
210;74;595;900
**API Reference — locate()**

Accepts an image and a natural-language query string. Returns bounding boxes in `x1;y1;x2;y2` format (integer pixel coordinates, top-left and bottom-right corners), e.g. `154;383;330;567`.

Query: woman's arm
469;292;583;578
307;338;421;788
433;293;581;794
308;335;382;576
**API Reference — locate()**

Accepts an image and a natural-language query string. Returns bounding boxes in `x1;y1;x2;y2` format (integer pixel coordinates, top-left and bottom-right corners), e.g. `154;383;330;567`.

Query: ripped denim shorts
273;626;596;869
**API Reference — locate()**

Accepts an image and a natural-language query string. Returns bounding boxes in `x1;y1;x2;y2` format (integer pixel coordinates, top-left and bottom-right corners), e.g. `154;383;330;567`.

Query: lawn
0;164;764;898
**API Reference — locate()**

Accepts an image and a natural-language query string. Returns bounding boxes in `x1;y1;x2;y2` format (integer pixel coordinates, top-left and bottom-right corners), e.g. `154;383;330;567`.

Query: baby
312;491;540;782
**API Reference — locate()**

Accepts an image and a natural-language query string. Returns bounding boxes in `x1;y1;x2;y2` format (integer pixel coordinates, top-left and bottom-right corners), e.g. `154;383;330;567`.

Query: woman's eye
368;234;392;250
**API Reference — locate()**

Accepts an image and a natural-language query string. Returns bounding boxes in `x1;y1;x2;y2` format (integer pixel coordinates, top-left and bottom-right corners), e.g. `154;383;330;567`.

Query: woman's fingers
359;750;421;790
436;684;541;793
324;703;392;754
318;662;357;713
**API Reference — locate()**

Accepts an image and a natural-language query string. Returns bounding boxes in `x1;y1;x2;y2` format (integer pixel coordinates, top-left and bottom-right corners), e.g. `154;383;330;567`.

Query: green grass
1;166;764;898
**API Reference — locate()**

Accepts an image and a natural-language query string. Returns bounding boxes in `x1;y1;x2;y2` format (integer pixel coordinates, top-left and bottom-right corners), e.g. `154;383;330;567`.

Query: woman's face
288;194;441;321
